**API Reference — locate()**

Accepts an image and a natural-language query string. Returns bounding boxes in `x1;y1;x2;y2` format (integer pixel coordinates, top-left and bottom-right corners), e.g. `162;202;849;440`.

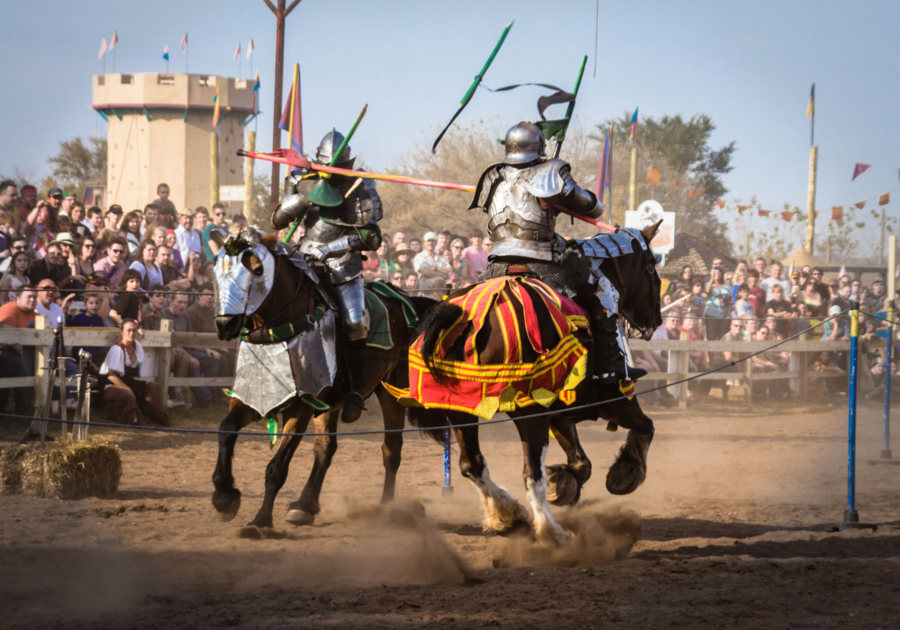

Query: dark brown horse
414;225;662;543
210;232;442;531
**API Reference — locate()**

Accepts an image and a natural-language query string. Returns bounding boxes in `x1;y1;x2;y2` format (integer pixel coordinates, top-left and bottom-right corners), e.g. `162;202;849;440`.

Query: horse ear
209;229;226;250
642;220;663;243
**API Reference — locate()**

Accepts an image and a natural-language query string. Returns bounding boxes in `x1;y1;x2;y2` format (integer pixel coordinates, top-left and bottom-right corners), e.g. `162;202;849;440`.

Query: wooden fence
0;317;881;414
0;316;239;413
629;335;880;406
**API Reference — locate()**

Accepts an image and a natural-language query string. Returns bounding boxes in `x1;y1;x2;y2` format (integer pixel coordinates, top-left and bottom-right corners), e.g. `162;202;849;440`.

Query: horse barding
388;224;662;544
208;229;444;532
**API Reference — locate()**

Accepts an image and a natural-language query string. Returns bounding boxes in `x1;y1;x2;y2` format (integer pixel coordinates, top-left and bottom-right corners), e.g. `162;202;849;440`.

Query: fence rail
629;335;879;405
0;318;879;412
0;317;239;414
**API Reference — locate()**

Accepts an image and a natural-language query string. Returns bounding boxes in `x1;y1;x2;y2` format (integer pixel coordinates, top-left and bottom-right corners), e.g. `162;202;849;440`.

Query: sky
1;0;898;243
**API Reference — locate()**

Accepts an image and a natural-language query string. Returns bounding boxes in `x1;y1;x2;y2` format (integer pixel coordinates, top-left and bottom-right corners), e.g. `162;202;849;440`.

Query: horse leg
597;386;655;495
246;401;314;530
376;386;405;504
449;412;529;535
211;400;257;520
285;409;340;526
546;418;592;506
515;416;566;545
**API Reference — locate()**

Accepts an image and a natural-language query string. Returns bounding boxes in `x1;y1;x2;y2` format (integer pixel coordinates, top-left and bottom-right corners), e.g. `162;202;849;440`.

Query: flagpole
806;83;817;255
608;125;615;225
629;143;637;212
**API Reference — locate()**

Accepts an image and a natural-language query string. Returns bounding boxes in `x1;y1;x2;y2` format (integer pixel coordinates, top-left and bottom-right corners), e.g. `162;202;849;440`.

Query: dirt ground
2;391;900;629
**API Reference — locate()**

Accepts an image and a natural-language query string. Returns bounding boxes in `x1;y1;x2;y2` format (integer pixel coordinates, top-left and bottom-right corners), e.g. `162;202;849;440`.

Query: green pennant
266;415;279;449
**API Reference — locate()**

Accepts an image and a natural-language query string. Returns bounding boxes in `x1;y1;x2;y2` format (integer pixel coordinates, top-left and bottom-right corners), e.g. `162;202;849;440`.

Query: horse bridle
605;231;661;338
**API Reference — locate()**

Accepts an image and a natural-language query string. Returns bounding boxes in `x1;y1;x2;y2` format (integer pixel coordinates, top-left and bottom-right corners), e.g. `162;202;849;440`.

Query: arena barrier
0;315;238;440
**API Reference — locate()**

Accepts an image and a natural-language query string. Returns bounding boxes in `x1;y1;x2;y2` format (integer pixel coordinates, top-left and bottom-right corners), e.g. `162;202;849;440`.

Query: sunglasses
111;248;125;254
12;245;25;250
83;243;95;248
214;212;226;217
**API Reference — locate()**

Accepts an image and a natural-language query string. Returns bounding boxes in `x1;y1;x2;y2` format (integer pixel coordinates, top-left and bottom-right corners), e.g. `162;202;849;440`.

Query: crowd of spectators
640;256;900;404
0;180;240;424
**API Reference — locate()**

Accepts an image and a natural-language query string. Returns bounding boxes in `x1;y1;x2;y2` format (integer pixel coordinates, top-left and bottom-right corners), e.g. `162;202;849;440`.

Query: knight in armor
470;121;646;383
272;130;383;422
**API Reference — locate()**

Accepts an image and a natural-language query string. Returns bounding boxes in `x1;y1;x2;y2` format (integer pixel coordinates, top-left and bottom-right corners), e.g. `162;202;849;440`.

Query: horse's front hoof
546;464;581;506
605;457;646;495
285;509;316;526
239;525;287;540
212;488;242;519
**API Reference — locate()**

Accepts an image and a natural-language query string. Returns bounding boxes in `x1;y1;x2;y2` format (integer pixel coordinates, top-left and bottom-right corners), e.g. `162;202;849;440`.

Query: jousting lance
431;20;514;154
238;147;617;233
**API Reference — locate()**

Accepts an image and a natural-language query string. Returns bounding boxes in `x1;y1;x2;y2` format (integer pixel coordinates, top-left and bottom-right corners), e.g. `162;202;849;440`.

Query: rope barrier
0;310;848;440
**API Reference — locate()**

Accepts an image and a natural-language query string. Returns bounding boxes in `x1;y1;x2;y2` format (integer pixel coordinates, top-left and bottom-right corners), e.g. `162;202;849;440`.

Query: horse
209;230;443;531
411;224;662;543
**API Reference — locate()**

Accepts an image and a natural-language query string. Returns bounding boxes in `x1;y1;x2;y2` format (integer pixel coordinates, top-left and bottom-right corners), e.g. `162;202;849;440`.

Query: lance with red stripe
237;148;618;233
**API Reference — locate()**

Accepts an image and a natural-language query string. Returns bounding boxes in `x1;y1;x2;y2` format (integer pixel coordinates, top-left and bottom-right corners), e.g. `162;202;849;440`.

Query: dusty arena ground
2;392;900;629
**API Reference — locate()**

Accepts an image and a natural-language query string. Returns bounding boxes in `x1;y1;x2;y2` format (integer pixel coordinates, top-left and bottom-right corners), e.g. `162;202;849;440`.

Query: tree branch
262;0;278;14
285;0;302;15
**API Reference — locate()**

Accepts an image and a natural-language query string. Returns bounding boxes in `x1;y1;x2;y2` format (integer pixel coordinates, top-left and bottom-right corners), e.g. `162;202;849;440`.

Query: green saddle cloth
363;281;419;350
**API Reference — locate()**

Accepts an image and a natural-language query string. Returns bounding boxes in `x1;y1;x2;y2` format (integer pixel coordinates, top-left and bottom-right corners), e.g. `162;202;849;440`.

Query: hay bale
0;440;121;499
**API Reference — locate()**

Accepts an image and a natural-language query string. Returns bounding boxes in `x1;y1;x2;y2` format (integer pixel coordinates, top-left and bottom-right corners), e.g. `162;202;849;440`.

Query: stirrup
341;392;366;424
625;366;648;380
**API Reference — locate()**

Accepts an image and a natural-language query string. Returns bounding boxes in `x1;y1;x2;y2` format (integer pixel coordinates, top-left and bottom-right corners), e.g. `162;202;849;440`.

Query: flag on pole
234;43;240;62
806;83;815;118
278;63;303;153
109;31;119;50
252;70;260;112
246;38;254;59
180;33;188;52
163;44;169;61
98;38;108;59
838;264;846;279
852;163;872;181
212;86;221;129
629;107;639;141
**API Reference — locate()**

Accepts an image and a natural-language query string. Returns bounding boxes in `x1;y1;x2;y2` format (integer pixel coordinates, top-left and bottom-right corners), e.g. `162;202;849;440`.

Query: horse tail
406;406;452;444
415;301;464;386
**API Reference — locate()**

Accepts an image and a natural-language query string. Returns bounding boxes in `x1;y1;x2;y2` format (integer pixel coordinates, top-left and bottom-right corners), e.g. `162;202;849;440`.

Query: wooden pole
244;130;256;219
264;0;304;210
608;128;615;224
629;143;637;212
210;132;219;208
805;145;818;254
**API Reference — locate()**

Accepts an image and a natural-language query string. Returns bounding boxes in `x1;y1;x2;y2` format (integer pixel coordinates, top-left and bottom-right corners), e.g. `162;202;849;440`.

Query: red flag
279;64;303;154
736;204;749;214
832;206;844;221
781;211;796;221
180;33;188;52
852;163;872;181
758;209;772;217
879;192;891;206
688;188;702;197
234;43;240;62
854;200;866;209
716;199;725;209
645;167;660;185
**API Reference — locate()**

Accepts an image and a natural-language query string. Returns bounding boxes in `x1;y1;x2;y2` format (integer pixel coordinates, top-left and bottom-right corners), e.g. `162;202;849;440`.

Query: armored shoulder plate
319;172;382;227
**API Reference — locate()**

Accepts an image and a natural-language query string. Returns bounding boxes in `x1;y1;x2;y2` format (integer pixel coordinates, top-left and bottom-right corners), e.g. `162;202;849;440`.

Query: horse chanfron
213;233;276;340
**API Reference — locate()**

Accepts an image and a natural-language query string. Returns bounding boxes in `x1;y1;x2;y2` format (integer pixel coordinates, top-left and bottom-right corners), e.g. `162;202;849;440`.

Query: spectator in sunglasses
202;202;229;259
94;237;130;289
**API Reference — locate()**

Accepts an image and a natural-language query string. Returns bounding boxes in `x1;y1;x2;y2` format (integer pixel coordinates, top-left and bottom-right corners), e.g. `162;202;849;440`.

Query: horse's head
213;229;276;340
614;221;663;340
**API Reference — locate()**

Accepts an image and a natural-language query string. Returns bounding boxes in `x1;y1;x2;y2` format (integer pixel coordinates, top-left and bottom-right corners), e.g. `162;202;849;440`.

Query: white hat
829;305;842;316
423;231;437;242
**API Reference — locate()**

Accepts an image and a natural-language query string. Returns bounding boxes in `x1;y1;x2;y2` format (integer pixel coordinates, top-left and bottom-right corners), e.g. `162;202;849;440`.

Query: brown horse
210;232;443;531
414;225;662;543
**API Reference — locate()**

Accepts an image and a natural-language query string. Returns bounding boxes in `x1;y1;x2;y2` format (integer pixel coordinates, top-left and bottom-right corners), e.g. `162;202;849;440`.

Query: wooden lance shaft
244;130;256;218
805;145;818;254
210;131;219;208
629;143;637;212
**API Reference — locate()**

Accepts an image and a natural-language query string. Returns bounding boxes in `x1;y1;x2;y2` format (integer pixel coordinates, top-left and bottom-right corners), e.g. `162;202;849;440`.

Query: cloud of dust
494;506;642;568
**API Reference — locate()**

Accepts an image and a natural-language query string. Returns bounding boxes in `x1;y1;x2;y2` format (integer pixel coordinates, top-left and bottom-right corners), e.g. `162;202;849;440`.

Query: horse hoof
285;509;316;526
239;525;287;540
605;459;646;495
547;465;580;507
212;489;242;519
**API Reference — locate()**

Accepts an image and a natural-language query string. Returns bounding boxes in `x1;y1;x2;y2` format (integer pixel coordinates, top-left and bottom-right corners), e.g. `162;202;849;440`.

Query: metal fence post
157;319;173;402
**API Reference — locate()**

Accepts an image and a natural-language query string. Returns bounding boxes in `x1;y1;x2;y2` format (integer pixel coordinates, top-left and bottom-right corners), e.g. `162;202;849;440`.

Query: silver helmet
316;130;352;165
502;122;546;165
